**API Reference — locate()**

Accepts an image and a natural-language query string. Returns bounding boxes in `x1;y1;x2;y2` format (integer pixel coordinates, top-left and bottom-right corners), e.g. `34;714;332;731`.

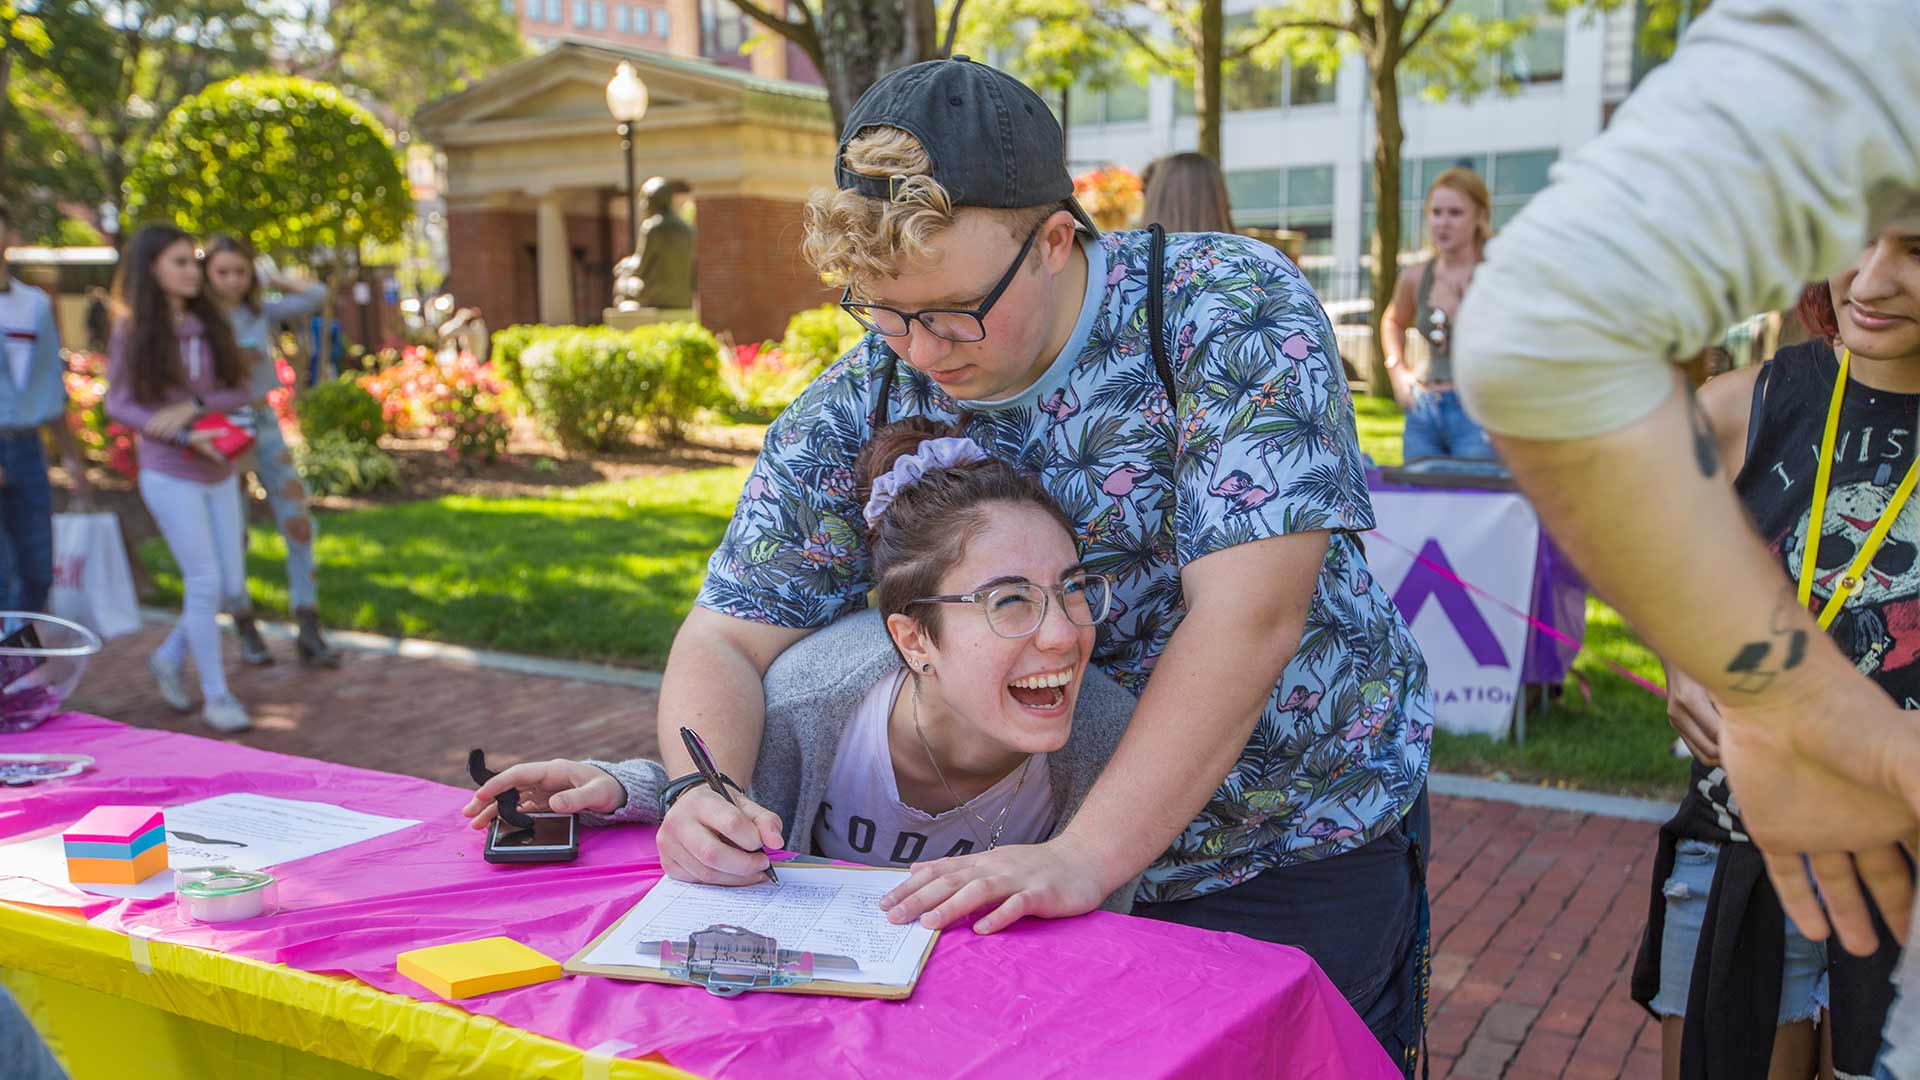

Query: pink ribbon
1365;529;1668;699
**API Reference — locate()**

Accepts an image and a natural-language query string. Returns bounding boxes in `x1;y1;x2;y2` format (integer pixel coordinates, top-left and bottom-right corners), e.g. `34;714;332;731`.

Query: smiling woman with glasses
911;569;1112;639
460;418;1145;908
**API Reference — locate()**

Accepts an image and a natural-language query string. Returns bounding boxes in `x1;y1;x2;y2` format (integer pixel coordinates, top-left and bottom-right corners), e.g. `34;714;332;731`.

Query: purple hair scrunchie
861;437;989;528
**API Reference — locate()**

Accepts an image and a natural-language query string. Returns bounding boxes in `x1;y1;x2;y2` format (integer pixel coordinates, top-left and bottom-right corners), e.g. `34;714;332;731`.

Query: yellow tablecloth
1;902;697;1079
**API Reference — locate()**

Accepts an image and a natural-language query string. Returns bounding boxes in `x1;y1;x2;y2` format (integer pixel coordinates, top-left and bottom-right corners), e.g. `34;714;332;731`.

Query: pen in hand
680;726;780;885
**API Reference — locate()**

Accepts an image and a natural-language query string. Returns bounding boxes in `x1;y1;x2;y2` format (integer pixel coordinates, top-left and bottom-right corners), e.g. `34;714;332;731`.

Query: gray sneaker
147;652;193;712
201;695;252;734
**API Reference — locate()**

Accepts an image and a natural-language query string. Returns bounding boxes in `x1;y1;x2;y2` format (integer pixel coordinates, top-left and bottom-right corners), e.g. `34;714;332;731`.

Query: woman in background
1381;166;1495;460
201;235;338;668
1140;152;1234;234
105;225;254;733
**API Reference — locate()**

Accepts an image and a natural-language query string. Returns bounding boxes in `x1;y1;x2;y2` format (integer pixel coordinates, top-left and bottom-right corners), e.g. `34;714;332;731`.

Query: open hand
656;784;785;886
461;758;625;830
879;832;1112;934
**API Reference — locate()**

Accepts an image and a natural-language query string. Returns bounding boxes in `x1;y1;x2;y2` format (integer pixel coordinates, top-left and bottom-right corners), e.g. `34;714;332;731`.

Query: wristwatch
661;770;743;811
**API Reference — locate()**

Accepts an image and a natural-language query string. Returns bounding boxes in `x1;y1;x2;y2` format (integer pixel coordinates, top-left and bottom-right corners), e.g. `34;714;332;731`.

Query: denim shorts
1649;838;1829;1023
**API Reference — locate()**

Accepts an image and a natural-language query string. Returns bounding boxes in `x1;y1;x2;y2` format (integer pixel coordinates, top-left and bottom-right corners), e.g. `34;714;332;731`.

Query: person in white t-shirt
0;202;95;612
462;418;1143;907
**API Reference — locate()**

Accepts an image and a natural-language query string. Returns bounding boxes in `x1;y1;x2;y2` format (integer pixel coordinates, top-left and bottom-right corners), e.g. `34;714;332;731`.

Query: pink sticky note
64;806;165;844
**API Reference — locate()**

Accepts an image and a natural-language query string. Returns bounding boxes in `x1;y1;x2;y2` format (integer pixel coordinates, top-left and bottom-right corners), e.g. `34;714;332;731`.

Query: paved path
72;621;1662;1079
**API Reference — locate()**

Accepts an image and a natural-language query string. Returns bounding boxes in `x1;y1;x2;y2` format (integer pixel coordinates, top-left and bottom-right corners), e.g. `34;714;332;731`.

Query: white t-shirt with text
811;669;1057;867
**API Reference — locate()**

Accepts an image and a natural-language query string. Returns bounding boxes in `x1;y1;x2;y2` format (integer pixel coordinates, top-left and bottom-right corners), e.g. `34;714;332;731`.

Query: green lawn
146;400;1684;796
143;467;749;669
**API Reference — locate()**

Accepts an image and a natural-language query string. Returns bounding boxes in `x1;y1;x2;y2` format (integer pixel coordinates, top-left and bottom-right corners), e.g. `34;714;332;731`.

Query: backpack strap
1147;224;1177;407
870;347;898;430
1742;360;1772;466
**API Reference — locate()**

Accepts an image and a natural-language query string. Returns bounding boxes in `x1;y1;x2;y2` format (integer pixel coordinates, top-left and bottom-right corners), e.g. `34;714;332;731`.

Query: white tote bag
49;512;141;639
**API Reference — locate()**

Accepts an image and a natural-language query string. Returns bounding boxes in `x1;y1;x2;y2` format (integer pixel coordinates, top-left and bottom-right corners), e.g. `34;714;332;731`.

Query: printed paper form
580;865;935;987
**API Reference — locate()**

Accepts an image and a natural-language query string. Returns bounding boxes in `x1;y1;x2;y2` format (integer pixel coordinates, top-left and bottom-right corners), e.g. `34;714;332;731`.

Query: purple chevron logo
1391;539;1510;668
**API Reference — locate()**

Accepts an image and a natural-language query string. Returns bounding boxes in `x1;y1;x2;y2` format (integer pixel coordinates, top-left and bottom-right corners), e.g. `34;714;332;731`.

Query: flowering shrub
1073;165;1144;231
357;346;440;437
357;347;512;463
269;356;298;428
432;357;512;463
63;352;138;480
721;342;826;423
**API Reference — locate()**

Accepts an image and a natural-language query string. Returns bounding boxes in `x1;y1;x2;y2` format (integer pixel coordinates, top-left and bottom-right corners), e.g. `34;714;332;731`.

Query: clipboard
563;865;939;1000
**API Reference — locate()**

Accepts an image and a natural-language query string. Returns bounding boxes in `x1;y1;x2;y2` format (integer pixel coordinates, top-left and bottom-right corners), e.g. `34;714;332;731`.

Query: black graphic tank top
1674;340;1920;844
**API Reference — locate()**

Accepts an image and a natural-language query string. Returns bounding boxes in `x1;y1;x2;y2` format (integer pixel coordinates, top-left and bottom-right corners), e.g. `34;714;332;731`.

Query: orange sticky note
67;843;169;885
396;937;561;999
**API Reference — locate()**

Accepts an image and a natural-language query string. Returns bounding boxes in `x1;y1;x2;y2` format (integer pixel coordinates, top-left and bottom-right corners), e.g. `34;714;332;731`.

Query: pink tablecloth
1;714;1398;1079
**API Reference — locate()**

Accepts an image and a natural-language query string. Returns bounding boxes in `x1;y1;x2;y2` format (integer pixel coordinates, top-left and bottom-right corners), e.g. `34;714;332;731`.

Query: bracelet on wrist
661;770;742;811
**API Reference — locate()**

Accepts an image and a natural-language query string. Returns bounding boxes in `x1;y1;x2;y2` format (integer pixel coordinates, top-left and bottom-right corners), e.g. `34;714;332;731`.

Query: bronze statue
613;176;694;311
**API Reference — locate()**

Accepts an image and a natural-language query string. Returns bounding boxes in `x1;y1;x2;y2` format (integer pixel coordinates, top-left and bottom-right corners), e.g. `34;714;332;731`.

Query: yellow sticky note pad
396;937;562;999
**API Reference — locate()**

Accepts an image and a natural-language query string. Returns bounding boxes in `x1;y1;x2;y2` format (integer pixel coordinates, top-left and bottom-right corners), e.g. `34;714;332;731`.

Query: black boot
233;612;274;666
296;607;341;669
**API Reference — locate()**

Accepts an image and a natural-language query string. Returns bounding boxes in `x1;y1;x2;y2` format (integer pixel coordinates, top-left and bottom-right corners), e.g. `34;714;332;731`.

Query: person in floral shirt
655;57;1432;1070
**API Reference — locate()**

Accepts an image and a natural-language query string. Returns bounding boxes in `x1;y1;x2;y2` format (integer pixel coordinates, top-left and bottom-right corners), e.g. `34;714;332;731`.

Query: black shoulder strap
1743;361;1772;465
1147;224;1177;408
871;348;898;430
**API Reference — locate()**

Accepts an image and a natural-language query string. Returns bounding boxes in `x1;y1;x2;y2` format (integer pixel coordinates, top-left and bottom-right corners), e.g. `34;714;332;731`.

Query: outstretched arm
1454;0;1920;953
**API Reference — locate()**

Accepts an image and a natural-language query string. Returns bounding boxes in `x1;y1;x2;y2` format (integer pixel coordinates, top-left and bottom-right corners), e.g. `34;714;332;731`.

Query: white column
1333;54;1368;302
536;190;573;326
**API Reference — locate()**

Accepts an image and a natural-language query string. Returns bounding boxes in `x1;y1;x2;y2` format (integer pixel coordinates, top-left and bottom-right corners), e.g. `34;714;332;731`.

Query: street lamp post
605;62;650;258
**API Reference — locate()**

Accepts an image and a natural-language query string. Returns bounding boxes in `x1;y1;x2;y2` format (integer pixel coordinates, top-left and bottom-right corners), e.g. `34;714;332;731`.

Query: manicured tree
126;74;410;269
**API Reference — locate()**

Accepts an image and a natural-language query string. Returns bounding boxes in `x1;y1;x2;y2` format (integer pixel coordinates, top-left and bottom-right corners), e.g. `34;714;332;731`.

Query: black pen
680;726;779;885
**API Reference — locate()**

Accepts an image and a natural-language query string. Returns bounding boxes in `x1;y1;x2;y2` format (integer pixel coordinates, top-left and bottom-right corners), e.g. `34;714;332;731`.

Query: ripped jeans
235;404;318;611
1649;838;1829;1024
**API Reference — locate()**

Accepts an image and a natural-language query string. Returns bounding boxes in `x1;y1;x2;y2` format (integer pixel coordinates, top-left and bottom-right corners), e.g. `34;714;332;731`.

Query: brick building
412;41;837;345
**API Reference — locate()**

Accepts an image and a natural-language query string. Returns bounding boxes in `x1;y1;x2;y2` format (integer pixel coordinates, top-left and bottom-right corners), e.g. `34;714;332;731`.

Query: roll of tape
175;865;277;923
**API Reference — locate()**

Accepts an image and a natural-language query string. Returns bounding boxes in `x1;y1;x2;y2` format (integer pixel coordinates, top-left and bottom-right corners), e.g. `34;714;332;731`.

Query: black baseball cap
835;55;1099;236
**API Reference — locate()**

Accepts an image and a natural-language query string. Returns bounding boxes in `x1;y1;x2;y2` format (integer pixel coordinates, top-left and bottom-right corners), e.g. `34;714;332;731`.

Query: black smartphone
0;622;45;687
484;811;579;864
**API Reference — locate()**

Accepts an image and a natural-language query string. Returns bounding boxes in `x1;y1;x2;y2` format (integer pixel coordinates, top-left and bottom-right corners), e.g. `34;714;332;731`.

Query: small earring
921;662;933;673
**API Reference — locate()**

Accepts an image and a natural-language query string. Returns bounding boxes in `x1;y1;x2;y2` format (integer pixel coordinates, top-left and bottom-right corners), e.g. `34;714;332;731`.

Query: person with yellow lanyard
1637;227;1920;1080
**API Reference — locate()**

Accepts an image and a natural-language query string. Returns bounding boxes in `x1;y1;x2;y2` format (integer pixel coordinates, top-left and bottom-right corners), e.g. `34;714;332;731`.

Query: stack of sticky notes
64;805;168;885
397;937;562;999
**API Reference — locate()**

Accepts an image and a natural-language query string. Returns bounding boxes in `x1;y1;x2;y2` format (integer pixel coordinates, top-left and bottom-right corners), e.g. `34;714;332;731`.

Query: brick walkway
73;622;1662;1079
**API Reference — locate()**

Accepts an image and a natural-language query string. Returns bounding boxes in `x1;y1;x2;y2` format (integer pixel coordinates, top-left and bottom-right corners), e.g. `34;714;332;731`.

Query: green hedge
295;377;386;447
519;323;722;451
779;304;865;372
489;323;544;394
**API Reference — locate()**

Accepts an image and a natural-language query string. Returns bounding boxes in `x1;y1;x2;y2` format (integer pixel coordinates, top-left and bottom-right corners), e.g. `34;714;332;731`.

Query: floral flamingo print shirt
699;228;1433;902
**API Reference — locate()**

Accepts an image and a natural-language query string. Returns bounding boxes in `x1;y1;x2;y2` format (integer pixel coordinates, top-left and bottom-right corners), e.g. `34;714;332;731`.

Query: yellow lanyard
1797;348;1920;629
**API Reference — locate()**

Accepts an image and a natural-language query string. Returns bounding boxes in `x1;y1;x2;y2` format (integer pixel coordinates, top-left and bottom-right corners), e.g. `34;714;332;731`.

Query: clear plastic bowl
0;613;103;734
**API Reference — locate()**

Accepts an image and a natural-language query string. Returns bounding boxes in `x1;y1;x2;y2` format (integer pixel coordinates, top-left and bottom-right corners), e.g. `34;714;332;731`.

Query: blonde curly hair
803;125;1060;290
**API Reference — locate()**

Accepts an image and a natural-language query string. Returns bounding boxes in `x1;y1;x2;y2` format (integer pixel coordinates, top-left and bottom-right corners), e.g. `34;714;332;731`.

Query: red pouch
191;413;255;459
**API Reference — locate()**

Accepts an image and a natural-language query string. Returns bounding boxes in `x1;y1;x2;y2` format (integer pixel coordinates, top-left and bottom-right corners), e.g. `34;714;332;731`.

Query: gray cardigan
586;611;1142;912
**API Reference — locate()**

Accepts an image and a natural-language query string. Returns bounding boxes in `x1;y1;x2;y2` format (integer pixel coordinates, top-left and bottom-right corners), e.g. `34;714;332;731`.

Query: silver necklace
910;678;1034;851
